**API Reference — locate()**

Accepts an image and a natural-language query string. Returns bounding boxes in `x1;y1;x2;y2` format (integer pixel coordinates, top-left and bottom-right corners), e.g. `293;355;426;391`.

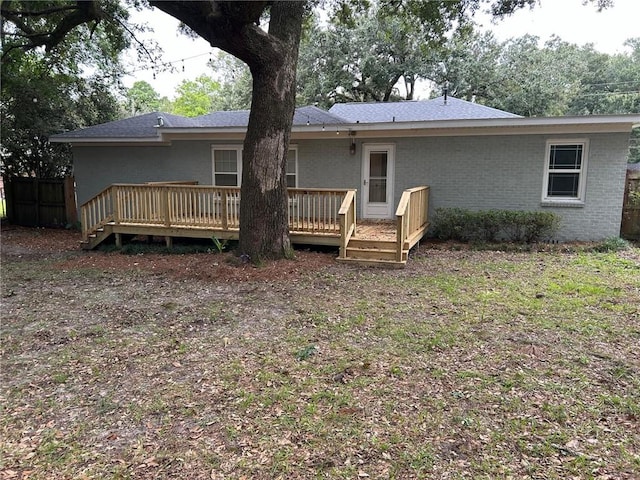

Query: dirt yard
1;226;639;479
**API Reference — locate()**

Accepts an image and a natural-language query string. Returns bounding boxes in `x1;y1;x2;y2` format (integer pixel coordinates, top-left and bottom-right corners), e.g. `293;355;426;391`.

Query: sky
123;0;640;99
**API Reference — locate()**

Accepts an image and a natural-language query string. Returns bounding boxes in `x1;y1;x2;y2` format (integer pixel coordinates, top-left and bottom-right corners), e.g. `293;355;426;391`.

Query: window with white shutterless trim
212;146;242;187
542;139;589;204
212;146;297;187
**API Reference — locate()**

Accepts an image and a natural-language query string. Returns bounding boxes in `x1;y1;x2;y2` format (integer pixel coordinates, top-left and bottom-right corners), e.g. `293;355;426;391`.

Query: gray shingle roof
51;106;348;140
50;112;191;139
192;106;346;127
50;97;525;141
293;105;349;125
328;96;521;123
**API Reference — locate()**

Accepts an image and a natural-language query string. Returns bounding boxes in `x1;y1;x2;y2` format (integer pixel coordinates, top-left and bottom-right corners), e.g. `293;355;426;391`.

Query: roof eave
50;114;640;143
49;136;166;145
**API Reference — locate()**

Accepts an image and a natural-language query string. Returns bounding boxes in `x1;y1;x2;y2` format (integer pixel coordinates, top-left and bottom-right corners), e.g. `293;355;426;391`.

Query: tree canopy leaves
0;0;156;177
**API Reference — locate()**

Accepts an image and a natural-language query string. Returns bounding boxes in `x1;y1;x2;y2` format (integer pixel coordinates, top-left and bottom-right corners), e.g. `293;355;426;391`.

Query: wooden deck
80;184;429;266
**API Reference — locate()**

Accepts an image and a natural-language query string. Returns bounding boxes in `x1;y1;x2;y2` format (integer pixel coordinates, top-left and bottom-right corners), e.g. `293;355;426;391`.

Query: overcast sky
123;0;640;98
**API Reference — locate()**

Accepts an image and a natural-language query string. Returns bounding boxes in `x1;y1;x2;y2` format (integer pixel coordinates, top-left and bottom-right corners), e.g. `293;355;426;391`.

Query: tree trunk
239;66;294;260
239;3;304;261
150;0;305;261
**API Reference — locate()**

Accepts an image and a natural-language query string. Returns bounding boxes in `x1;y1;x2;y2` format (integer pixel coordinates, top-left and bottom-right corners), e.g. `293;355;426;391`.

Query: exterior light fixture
349;129;356;155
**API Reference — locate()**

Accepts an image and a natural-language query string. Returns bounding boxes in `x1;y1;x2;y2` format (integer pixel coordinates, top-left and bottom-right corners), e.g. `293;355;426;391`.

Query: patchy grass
1;236;639;479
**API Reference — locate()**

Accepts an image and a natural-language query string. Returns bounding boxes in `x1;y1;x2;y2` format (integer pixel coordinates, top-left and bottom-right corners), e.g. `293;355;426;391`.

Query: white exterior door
362;144;395;219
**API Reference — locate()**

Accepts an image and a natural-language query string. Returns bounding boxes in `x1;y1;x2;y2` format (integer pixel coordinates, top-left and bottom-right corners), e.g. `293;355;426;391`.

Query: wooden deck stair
337;224;409;266
84;226;111;250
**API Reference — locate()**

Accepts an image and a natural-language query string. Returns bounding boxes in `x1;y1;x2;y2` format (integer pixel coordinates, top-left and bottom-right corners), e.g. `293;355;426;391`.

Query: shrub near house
431;208;560;243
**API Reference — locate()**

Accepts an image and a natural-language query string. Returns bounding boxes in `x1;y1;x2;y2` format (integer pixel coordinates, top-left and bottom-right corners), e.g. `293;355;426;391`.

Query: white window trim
287;145;298;188
211;145;298;188
541;138;589;205
212;145;242;187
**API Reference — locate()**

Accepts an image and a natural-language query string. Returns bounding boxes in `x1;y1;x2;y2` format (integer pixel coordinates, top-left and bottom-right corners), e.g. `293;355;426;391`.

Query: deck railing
288;188;350;234
80;184;354;241
395;186;430;261
81;186;115;239
338;190;357;258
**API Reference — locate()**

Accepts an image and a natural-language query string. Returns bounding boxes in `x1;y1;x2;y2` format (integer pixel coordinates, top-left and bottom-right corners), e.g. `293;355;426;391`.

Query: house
50;96;640;255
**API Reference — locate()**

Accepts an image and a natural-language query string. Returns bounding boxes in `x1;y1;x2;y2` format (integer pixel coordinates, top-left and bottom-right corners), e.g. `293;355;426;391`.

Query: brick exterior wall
297;132;630;241
73;132;630;241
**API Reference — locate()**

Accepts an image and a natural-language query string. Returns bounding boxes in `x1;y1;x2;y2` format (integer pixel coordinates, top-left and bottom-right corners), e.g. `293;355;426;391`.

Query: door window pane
369;179;387;203
370;152;388;177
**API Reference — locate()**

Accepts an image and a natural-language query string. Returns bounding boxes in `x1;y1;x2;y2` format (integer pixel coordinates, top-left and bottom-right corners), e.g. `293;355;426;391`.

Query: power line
572;90;640;98
579;80;640;88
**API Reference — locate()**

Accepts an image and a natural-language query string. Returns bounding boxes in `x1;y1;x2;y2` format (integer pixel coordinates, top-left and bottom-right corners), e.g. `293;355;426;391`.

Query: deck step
346;246;397;261
82;225;113;250
348;238;397;250
337;256;406;268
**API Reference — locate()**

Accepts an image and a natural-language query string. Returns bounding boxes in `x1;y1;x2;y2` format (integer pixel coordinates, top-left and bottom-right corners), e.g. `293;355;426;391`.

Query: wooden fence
4;177;77;227
621;169;640;240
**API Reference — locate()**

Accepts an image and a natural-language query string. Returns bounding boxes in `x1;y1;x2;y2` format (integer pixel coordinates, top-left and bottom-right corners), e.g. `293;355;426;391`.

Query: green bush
591;237;630;252
431;208;560;243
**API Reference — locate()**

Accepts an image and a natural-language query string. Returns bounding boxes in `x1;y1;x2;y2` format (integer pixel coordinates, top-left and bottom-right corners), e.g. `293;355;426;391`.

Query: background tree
431;32;593;116
171;74;221;117
297;4;461;107
425;28;502;102
429;30;639;161
209;52;253;111
1;0;154;178
125;80;162;115
0;58;123;178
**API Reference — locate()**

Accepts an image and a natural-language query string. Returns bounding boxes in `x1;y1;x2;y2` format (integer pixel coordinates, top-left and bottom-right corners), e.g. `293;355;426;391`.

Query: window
542;140;588;204
286;147;298;188
212;146;242;186
212;145;297;188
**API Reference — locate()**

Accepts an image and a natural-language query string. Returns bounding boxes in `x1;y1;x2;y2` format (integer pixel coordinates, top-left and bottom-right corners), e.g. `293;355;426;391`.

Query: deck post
115;233;122;248
396;214;405;262
165;236;173;248
353;195;357;236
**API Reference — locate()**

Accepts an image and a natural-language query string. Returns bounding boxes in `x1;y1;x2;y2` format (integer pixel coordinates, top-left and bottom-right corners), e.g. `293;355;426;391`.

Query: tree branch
1;4;77;18
43;1;103;51
149;1;279;68
1;0;104;53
